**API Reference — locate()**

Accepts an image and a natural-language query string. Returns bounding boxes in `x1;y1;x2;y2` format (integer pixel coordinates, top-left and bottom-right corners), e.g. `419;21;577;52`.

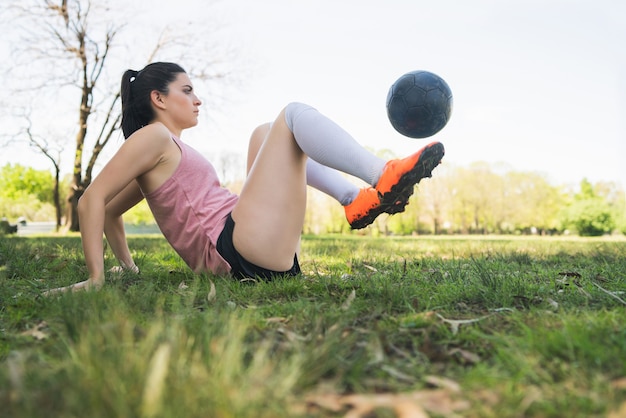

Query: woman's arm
45;123;173;294
104;181;145;272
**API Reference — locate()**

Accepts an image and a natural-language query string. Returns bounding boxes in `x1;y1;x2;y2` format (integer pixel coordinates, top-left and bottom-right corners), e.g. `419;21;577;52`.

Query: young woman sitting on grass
47;62;444;293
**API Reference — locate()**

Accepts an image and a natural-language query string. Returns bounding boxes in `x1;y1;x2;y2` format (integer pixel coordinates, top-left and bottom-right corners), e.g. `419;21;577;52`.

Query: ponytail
120;69;140;139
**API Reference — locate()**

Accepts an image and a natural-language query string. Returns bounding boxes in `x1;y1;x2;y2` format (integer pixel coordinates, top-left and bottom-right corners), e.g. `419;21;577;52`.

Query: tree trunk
53;168;61;230
68;59;90;232
67;184;85;232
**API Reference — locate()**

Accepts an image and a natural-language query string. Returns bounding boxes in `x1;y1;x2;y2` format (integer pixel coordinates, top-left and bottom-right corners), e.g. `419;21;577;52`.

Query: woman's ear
150;90;166;110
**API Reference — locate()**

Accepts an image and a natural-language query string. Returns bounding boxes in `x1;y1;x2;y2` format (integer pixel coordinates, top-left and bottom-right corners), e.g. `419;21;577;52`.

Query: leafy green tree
450;162;502;234
593;181;626;235
561;179;615;236
614;192;626;235
0;163;57;221
563;199;614;236
122;200;155;226
0;164;54;202
504;171;565;234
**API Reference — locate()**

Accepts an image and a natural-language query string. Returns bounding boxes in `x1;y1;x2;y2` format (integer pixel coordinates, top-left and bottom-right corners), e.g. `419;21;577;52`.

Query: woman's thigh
231;108;307;271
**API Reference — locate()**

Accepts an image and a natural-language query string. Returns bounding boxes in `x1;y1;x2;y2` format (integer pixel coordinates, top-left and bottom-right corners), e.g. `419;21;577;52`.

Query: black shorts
216;213;301;281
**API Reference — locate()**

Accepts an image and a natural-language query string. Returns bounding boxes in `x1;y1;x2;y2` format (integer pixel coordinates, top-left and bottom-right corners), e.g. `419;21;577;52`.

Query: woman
48;62;444;292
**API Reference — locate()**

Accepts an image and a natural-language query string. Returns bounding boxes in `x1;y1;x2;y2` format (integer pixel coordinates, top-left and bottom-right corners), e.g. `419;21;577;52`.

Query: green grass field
1;234;625;417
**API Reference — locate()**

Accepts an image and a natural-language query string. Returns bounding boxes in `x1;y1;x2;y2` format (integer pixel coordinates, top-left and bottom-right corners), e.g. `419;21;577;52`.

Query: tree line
304;161;625;237
3;160;623;237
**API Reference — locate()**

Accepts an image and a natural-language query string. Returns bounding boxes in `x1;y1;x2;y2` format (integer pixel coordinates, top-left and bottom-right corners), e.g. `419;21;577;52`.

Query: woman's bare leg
248;123;361;205
232;108;307;271
232;102;444;270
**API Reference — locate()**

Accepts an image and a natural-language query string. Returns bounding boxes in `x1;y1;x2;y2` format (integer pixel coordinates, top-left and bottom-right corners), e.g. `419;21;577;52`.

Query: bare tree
21;111;65;230
2;0;234;231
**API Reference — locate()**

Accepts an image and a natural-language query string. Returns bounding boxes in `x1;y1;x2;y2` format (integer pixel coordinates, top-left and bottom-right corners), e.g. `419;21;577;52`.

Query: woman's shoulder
127;122;172;144
119;122;178;166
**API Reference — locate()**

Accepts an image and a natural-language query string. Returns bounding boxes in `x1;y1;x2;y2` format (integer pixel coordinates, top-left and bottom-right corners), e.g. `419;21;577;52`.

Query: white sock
306;159;360;206
285;102;386;187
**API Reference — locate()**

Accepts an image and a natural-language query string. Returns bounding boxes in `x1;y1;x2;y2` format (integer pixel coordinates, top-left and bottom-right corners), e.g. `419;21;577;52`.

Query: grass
0;234;625;417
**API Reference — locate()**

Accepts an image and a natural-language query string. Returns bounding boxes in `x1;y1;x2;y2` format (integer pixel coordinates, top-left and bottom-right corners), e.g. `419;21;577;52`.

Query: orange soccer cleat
375;141;444;210
344;141;445;230
345;187;383;230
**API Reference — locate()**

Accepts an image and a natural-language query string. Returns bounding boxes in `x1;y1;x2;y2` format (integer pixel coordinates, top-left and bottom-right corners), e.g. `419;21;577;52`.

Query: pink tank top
143;136;238;274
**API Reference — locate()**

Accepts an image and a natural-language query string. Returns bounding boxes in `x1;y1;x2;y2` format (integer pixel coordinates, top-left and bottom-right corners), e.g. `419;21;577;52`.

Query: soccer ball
386;70;453;138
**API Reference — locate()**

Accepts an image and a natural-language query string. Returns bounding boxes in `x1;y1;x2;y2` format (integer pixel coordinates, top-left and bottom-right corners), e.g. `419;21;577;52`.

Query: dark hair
120;62;186;138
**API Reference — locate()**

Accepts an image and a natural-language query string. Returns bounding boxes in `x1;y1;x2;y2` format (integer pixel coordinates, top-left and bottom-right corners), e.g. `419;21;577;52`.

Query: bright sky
2;0;625;188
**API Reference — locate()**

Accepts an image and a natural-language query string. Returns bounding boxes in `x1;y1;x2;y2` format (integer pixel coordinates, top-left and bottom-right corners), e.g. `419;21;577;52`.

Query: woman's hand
42;278;104;296
42;264;139;297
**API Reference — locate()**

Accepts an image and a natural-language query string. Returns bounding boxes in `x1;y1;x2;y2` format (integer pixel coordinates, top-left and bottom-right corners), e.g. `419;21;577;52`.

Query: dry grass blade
141;343;172;418
592;281;626;306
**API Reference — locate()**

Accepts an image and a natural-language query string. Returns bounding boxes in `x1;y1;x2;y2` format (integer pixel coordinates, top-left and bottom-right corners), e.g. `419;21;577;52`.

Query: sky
1;0;625;188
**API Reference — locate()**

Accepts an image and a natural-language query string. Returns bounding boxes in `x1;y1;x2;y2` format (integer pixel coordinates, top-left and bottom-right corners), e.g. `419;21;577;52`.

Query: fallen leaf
20;321;49;340
490;307;515;313
558;271;581;278
611;377;626;390
392;401;430;418
266;317;290;324
277;326;310;342
380;365;416;383
448;348;481;364
337;393;430;418
594;274;609;283
305;393;344;412
368;336;385;364
424;375;461;392
303;388;469;418
435;313;491;335
473;389;500;407
546;298;559;311
608;401;626;418
341;289;356;311
207;280;216;302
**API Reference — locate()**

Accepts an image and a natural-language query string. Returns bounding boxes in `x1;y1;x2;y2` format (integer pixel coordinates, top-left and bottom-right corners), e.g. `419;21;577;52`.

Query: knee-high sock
306;159;360;206
285;102;386;187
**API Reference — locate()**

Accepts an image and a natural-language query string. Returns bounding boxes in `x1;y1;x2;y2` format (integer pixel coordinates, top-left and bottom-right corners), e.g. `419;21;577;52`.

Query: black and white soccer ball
386;70;453;138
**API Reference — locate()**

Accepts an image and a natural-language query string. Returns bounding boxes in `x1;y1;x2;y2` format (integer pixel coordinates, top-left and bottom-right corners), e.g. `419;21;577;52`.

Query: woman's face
160;72;202;129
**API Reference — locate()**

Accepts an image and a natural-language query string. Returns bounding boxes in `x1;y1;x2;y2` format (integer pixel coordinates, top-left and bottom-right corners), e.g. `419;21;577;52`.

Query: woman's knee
284;102;314;132
250;123;271;149
247;123;271;173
